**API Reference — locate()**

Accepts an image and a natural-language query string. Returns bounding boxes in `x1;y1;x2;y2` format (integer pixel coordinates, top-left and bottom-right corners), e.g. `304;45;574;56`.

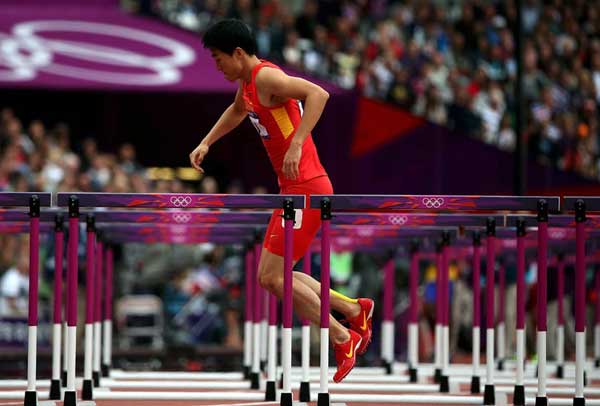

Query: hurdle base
585;371;588;386
93;371;100;387
470;376;480;394
596;358;600;368
49;379;62;400
242;365;249;380
280;391;293;406
61;371;67;387
250;372;260;389
64;390;77;406
82;379;94;400
265;381;276;401
483;384;495;405
279;374;283;389
439;375;449;393
409;367;418;383
101;363;110;378
318;392;330;406
536;396;548;406
383;361;392;375
574;397;586;406
433;368;441;383
24;390;37;406
513;385;525;406
260;360;267;372
557;364;565;379
497;359;504;371
300;381;311;402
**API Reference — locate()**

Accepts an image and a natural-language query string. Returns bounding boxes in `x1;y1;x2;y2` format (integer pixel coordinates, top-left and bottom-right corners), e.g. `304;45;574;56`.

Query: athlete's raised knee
258;269;282;294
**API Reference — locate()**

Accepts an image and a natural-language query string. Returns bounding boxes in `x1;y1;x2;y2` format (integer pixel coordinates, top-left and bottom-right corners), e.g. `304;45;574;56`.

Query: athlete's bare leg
258;248;353;344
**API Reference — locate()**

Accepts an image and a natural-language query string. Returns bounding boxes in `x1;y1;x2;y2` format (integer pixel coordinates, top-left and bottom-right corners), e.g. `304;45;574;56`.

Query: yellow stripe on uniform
270;106;294;139
330;289;358;304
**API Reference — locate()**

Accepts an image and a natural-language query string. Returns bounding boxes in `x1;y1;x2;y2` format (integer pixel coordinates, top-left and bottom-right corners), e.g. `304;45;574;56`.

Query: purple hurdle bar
0;192;51;206
471;232;482;394
309;194;559;212
49;216;64;400
82;216;96;400
332;213;504;227
102;246;113;377
56;192;304;209
93;239;103;387
90;210;272;224
299;249;311;402
105;235;253;244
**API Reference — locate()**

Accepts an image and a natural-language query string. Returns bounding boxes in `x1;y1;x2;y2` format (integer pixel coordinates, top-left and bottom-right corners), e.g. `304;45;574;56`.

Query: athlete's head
202;19;257;81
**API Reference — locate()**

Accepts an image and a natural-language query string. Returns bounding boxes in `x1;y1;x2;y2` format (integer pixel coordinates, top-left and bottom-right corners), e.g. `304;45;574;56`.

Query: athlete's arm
255;68;329;180
189;84;246;172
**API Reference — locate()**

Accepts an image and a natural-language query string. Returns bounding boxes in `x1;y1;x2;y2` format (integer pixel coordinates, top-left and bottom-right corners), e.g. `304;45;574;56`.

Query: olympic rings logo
388;215;408;225
422;197;445;209
0;20;195;85
172;213;192;223
169;196;192;207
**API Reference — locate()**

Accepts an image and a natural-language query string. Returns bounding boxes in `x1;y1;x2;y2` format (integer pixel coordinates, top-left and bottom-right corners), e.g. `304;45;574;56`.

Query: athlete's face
210;48;244;82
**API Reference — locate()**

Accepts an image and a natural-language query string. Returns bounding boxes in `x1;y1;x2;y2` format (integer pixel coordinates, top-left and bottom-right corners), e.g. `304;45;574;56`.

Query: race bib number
248;112;270;139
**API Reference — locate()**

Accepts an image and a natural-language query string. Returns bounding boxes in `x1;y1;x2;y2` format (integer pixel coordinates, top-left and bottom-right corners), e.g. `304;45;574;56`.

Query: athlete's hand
189;143;209;173
283;141;302;181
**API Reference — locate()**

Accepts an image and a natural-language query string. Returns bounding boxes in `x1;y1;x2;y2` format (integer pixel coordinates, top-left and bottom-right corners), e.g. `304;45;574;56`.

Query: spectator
0;236;30;318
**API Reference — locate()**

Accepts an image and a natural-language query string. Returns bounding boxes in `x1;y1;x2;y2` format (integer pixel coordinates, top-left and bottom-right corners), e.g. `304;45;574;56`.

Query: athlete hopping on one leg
188;19;374;382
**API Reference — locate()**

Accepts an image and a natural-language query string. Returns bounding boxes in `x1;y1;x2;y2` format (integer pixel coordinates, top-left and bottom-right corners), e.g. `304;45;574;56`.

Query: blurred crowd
0;106;266;349
138;0;600;180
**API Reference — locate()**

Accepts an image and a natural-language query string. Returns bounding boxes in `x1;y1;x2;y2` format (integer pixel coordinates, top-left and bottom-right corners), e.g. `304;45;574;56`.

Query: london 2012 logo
0;20;196;85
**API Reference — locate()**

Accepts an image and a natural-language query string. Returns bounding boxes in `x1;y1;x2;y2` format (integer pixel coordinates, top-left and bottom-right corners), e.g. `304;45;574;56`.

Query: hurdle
0;194;53;406
55;192;304;406
310;194;560;406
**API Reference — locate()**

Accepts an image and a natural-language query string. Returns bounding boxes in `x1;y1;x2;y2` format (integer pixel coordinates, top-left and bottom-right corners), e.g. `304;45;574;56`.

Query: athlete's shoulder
254;64;288;88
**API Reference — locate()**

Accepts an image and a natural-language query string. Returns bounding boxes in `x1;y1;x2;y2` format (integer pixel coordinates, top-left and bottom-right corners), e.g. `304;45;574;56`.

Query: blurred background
0;0;599;374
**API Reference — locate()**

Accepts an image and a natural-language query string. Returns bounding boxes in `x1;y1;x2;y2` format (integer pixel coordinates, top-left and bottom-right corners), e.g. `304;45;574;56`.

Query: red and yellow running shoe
347;298;374;355
333;329;362;383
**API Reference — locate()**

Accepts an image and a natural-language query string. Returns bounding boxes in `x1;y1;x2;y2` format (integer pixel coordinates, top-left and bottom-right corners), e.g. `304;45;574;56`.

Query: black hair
202;19;257;56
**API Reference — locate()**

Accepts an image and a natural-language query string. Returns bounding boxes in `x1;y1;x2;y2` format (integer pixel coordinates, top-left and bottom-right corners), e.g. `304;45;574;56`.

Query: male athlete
189;19;374;382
